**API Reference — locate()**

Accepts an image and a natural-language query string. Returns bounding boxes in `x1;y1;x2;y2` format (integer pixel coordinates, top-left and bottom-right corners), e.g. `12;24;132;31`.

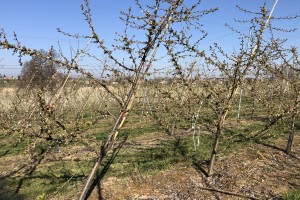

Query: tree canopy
19;49;62;91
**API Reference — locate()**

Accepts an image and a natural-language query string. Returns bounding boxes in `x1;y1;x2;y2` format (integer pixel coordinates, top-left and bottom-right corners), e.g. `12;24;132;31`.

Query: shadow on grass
0;150;91;199
0;174;87;200
254;139;286;152
105;134;213;178
0;148;46;200
0;179;25;200
227;128;291;156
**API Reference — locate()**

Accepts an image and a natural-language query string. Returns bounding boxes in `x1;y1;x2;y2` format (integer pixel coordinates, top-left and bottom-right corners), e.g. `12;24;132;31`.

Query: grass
284;188;300;200
0;158;93;200
102;126;253;179
0;136;26;156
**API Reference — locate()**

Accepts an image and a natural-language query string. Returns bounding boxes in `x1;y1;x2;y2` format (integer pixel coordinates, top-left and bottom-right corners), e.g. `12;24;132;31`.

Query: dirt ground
89;136;300;200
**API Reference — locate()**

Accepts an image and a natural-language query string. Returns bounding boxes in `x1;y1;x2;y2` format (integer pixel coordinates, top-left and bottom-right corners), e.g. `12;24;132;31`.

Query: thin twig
198;186;260;200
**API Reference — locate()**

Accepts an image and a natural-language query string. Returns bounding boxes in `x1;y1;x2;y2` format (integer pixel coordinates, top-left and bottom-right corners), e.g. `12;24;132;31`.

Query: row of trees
0;0;299;199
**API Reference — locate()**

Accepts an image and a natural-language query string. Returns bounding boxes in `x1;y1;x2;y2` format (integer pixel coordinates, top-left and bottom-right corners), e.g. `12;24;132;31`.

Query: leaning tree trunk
208;113;226;176
78;4;177;198
286;112;297;154
286;94;299;154
78;95;134;200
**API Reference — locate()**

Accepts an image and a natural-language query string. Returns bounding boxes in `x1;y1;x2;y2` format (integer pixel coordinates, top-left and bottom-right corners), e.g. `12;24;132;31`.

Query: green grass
283;188;300;200
102;137;212;178
0;159;93;200
0;137;26;156
101;130;252;178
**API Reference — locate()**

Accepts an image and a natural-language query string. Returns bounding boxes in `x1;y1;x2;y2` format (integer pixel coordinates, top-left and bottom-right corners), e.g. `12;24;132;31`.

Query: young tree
173;1;300;176
77;1;217;198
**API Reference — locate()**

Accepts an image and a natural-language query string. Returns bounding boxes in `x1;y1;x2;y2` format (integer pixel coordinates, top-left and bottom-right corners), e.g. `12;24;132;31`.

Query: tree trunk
208;114;225;176
286;113;296;154
237;83;243;120
78;5;176;198
286;94;299;155
78;93;134;200
78;156;102;200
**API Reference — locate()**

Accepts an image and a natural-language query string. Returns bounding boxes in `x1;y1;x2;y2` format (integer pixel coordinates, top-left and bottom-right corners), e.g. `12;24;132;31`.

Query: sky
1;0;300;77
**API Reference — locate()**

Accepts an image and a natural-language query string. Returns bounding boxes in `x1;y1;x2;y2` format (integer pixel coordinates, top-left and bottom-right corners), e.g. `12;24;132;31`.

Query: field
0;79;299;200
1;0;300;199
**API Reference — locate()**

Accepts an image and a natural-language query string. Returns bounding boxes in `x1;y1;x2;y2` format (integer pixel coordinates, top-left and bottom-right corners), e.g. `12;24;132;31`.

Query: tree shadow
173;138;188;157
84;135;128;200
0;150;9;157
4;150;46;200
0;146;91;199
254;139;286;152
224;126;300;160
172;136;211;177
0;179;25;200
193;160;209;177
0;151;46;199
253;140;299;159
249;115;271;123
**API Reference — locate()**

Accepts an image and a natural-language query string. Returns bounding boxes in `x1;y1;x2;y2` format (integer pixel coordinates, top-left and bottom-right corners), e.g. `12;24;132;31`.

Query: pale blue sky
1;0;300;76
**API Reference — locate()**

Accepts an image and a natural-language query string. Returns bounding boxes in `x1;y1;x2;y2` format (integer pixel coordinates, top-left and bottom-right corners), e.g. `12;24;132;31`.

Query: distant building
0;75;16;81
5;76;15;80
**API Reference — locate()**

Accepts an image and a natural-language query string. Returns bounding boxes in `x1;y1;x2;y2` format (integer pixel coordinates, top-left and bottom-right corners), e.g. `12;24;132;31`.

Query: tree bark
208;113;225;176
78;3;177;198
286;113;296;154
286;94;299;155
